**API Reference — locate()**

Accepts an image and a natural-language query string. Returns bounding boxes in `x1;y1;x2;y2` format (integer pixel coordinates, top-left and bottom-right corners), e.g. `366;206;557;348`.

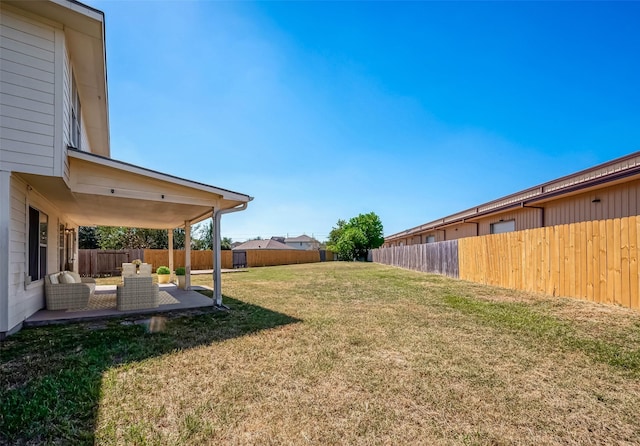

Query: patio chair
116;276;159;311
138;263;152;276
121;263;137;277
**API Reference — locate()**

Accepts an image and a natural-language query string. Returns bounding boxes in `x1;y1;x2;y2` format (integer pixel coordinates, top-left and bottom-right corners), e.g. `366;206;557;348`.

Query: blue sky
89;0;640;241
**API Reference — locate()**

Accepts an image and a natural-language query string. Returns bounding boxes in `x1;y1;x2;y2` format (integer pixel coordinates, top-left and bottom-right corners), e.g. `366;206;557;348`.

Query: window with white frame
70;74;81;149
28;207;48;281
59;224;65;272
490;220;515;234
426;235;436;243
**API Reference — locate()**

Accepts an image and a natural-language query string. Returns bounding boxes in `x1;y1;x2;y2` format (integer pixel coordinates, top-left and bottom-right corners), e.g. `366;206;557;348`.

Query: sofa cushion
59;272;75;284
69;271;81;283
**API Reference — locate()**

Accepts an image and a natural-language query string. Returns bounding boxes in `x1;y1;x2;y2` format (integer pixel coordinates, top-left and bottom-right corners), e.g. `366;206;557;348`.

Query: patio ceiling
18;149;252;229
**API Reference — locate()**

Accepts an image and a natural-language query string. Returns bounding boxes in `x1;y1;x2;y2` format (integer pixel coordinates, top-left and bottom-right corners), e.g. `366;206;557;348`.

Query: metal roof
385;151;640;242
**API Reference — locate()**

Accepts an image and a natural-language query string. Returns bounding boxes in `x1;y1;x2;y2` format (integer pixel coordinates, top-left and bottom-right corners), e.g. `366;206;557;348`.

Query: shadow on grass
0;294;300;445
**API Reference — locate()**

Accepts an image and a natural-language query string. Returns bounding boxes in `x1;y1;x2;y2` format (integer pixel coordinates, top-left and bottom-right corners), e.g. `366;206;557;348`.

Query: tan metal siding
477;208;541;235
441;223;477;241
545;179;640;226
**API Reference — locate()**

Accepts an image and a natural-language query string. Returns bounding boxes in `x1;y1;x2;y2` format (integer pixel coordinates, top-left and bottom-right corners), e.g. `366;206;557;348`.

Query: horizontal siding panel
0;10;56;42
9;240;25;254
0;25;54;55
1;115;54;136
0;59;54;83
2;150;54;168
10;200;26;220
8;253;26;266
1;48;54;73
0;103;54;126
11;195;27;213
1;69;54;94
0;92;55;114
9;226;26;244
1;137;53;156
0;35;54;62
2;161;53;176
1;127;53;147
0;82;54;105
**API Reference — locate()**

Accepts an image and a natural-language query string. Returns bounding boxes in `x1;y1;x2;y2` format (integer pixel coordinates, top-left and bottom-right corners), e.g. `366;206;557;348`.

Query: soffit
17;157;251;229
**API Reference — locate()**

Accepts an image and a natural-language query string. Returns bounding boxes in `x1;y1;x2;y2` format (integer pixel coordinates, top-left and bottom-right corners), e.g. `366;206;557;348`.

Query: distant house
230;241;244;249
285;234;320;250
0;0;252;338
232;239;291;250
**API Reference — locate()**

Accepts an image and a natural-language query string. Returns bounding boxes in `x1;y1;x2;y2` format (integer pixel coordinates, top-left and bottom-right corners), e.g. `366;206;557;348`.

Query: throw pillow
49;273;60;285
69;271;81;283
59;272;75;284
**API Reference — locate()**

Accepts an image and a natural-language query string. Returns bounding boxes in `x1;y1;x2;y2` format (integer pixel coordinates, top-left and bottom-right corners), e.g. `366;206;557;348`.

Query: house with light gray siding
0;0;252;338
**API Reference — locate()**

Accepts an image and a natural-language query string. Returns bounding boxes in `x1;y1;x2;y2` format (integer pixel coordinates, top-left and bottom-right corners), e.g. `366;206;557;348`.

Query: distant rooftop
232;239;291;250
285;234;317;243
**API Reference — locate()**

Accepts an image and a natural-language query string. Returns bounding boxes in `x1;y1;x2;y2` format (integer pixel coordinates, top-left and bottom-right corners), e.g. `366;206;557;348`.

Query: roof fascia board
67;148;252;202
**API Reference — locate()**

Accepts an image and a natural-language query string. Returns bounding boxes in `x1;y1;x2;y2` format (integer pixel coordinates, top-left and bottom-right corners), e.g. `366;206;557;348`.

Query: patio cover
17;148;252;229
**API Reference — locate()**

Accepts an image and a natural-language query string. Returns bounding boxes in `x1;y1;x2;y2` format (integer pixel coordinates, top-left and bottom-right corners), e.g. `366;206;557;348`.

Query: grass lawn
2;262;640;445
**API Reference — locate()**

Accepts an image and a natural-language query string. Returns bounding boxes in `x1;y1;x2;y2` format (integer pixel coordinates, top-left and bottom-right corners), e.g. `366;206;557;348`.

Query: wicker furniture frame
44;274;96;310
116;276;159;311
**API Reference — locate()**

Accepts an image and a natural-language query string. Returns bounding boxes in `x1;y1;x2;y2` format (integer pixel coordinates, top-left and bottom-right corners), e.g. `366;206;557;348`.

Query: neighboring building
285;234;320;250
232;239;291;250
0;1;252;338
384;152;640;247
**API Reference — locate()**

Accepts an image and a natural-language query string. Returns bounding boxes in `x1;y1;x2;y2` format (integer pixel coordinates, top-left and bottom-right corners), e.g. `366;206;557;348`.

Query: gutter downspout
212;202;250;308
521;203;545;228
463;220;480;236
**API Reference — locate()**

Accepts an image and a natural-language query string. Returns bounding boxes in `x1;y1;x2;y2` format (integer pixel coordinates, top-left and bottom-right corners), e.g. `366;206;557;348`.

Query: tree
94;226;186;249
78;226;99;249
221;237;232;250
327;219;347;248
327;212;384;261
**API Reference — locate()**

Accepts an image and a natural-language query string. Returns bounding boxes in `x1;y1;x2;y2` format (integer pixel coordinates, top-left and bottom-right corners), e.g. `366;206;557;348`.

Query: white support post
212;203;248;307
168;228;174;280
184;220;191;290
213;209;221;306
0;171;11;335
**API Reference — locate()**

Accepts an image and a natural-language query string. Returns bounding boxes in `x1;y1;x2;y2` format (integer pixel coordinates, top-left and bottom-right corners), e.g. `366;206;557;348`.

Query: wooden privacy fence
144;249;328;270
372;240;459;278
459;216;639;310
144;250;232;270
243;249;321;267
373;216;639;310
78;249;144;277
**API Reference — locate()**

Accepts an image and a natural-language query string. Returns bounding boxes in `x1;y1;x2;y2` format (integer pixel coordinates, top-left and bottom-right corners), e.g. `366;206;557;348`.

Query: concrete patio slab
24;284;215;327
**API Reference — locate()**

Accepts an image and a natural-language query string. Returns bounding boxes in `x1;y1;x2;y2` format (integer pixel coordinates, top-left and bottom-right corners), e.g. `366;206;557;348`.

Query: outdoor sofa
44;271;96;310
